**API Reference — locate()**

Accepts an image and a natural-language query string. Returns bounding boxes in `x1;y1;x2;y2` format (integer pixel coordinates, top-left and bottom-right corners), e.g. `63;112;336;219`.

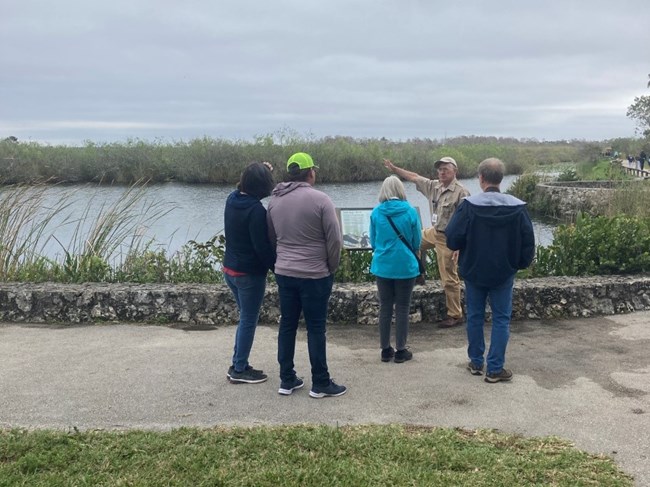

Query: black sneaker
467;362;484;376
394;349;413;363
309;380;347;398
278;376;304;395
381;347;395;362
227;364;263;380
485;368;513;383
228;367;268;384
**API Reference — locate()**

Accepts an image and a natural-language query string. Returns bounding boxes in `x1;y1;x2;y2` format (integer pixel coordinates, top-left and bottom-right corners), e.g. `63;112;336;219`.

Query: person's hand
452;250;459;263
262;161;273;172
383;158;395;172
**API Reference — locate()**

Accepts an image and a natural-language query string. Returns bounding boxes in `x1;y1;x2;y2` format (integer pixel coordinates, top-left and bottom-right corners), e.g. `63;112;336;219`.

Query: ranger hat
434;156;458;169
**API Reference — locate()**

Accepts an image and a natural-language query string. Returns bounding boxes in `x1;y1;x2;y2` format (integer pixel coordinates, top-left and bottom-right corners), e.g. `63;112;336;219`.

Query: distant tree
627;73;650;138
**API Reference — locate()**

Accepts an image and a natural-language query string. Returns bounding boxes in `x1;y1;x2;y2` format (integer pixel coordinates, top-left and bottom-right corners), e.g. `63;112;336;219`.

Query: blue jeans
225;273;267;373
465;275;514;375
276;274;334;388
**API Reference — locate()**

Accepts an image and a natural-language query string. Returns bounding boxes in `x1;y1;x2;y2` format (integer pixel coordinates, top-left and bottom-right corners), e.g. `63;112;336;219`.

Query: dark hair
238;162;274;199
286;163;313;182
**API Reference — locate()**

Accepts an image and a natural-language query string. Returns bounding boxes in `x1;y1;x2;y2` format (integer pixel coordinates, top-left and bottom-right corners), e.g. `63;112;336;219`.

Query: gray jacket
267;182;342;279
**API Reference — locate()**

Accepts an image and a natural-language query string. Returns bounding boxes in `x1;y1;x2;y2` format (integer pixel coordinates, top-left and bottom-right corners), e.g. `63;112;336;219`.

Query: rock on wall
1;275;649;325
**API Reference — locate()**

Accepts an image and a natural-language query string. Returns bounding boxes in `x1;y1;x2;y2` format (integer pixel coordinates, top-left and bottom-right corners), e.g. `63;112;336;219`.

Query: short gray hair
478;158;505;185
378;175;406;202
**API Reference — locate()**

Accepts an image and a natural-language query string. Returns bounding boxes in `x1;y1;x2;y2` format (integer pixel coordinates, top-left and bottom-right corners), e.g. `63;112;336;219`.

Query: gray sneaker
485;368;513;383
228;366;268;384
278;376;304;395
467;362;484;376
309;380;347;398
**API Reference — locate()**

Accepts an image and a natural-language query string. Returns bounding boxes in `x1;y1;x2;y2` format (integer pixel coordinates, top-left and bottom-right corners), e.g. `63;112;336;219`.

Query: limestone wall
1;275;649;325
535;181;615;219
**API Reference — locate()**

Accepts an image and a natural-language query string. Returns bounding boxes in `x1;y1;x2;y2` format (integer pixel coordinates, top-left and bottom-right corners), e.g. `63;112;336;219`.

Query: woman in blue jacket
223;162;276;384
370;175;422;363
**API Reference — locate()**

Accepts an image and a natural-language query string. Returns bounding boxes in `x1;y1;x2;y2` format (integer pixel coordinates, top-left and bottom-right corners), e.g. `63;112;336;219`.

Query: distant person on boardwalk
267;152;346;398
640;151;647;171
223;162;276;384
370;175;422;363
383;156;470;328
446;158;535;383
627;154;635;167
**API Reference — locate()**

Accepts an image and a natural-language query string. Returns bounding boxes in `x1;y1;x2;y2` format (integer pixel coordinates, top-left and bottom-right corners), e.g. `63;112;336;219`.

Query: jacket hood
376;199;413;217
272;181;311;197
227;190;261;209
464;192;527;227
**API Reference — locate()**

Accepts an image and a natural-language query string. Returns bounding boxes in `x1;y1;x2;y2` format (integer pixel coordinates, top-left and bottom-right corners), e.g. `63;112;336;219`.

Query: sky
2;0;649;146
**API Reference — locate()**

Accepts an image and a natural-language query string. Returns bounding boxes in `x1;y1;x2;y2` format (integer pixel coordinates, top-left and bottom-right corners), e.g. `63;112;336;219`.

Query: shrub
527;213;650;276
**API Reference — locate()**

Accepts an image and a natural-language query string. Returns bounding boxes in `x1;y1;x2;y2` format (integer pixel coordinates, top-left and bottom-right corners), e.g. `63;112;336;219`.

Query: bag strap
386;215;418;259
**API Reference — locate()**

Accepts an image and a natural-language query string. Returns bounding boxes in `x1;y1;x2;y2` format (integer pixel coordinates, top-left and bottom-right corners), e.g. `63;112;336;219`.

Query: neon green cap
287;152;318;170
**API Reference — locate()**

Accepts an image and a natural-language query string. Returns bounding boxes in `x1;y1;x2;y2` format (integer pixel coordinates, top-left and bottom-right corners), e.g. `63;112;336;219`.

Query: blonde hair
378;175;406;202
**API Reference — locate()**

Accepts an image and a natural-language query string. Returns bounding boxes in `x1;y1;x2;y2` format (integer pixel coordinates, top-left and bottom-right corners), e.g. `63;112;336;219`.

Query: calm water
28;175;554;260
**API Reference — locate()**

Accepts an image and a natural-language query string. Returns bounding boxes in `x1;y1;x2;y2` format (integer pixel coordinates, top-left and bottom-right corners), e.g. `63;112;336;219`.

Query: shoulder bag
385;215;426;284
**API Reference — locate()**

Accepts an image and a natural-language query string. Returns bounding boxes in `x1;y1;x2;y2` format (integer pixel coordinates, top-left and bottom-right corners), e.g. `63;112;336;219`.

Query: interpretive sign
336;207;422;250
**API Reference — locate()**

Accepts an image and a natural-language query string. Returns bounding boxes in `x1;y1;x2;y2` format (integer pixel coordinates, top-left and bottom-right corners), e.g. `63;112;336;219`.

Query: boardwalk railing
618;160;650;178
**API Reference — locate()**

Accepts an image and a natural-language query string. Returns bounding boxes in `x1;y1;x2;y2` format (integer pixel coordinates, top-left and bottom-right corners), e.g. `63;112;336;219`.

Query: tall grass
0;134;589;185
0;184;72;280
0;182;179;283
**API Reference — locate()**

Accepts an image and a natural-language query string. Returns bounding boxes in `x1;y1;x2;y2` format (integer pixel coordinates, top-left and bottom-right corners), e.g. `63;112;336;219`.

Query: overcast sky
2;1;649;145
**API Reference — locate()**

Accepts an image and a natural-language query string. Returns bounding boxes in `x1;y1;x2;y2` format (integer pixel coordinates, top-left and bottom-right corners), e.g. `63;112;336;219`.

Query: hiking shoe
485;368;513;383
467;362;484;376
381;347;395;362
394;349;413;363
228;367;268;384
278;376;304;395
309;380;347;398
438;316;465;328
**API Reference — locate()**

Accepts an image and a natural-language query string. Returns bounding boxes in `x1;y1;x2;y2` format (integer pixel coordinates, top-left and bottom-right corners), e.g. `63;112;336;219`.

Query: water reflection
26;176;555;260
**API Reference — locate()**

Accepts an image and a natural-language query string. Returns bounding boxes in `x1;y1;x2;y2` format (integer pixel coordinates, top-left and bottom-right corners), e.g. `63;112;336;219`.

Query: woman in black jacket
223;162;276;384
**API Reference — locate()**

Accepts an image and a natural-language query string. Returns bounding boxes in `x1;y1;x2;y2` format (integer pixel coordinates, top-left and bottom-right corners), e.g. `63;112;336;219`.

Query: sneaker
394;349;413;363
278;376;304;395
227;364;263;380
467;361;484;376
381;347;395;362
228;367;268;384
438;316;465;328
309;380;347;398
485;368;513;383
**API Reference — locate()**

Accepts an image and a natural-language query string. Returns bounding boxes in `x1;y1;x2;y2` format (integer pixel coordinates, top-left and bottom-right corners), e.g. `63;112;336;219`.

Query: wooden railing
618;161;650;178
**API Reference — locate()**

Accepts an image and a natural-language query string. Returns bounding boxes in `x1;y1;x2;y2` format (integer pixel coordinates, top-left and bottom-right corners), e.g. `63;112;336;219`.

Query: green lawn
0;425;632;486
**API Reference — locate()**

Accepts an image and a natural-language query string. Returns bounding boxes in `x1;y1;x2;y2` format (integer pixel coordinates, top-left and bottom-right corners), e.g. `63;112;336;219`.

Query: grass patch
0;425;631;486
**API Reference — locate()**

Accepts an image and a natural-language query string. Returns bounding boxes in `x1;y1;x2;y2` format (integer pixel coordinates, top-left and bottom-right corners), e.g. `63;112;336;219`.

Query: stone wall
534;181;615;219
1;275;649;325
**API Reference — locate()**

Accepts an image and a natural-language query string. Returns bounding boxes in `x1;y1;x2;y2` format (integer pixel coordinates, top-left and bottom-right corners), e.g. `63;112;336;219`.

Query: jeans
376;276;416;351
276;274;334;388
464;275;514;375
224;273;267;373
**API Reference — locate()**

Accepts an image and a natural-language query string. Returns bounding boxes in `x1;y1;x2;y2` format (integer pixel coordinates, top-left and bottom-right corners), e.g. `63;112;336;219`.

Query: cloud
1;0;649;144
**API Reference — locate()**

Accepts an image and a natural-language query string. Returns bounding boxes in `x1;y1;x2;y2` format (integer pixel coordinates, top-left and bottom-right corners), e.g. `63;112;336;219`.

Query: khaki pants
421;226;463;319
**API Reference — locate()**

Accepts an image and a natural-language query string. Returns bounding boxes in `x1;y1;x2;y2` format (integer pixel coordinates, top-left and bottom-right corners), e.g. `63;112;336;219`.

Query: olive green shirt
414;177;470;232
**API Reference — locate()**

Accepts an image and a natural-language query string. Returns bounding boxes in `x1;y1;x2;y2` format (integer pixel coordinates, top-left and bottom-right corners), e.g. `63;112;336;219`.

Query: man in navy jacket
446;158;535;383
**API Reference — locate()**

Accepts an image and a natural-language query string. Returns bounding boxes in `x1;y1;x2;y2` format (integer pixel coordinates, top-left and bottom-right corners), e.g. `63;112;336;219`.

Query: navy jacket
223;190;275;275
445;188;535;287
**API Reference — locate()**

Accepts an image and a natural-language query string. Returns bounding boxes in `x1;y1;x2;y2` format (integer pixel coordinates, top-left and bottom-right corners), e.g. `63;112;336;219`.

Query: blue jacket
445;189;535;287
223;190;275;275
370;199;422;279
